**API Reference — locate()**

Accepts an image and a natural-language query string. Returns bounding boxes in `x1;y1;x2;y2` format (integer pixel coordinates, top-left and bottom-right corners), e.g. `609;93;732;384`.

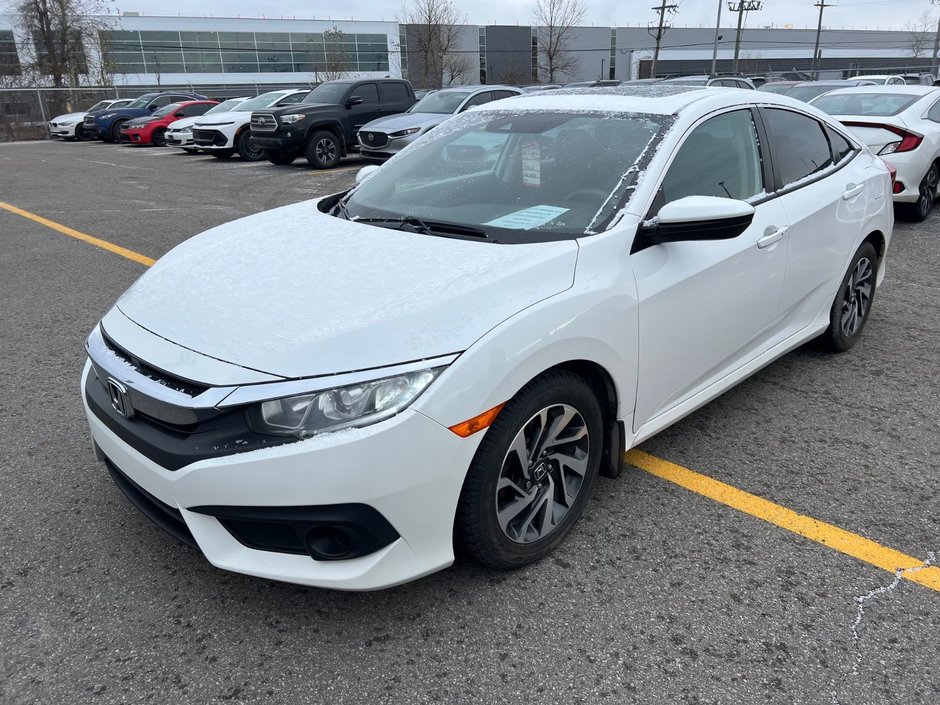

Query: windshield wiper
349;216;489;239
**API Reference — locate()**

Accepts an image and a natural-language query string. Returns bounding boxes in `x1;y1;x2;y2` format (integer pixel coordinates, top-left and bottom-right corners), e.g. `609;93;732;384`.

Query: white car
48;98;133;140
191;89;309;160
165;97;249;152
851;74;907;86
812;85;940;220
82;87;892;591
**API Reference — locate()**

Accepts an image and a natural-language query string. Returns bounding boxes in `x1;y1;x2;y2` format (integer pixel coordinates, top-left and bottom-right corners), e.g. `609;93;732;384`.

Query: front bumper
250;131;304;154
49;121;78;137
121;128;150;144
82;361;478;590
192;127;235;149
165;131;194;147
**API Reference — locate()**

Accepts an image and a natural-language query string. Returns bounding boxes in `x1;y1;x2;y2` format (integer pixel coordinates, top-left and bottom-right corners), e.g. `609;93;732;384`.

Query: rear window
811;93;920;116
382;83;410;103
784;85;845;102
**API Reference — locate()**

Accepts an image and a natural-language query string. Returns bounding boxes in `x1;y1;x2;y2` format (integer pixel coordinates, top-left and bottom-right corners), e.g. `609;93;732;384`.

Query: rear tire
818;241;878;352
455;371;603;569
236;130;264;161
898;163;938;222
211;148;236;159
305;130;342;169
151;128;166;147
264;150;296;166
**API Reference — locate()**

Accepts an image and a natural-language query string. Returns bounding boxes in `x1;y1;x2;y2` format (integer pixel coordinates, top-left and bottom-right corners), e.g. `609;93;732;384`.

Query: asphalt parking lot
1;139;937;705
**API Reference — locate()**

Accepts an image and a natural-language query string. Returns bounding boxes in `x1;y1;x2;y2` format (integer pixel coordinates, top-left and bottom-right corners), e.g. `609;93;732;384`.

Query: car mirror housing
355;164;381;185
346;96;364;108
643;196;755;246
147;104;157;111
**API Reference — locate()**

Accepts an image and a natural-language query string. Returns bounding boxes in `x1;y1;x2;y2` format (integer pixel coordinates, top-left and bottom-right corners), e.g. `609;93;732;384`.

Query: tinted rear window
811;93;920;116
762;108;833;187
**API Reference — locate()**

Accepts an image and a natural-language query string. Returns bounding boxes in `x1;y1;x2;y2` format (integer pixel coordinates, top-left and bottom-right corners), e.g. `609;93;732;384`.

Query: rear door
632;108;790;428
759;107;870;343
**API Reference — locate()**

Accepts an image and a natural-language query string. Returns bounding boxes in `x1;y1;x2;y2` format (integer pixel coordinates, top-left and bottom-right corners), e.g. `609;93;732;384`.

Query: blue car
83;91;209;142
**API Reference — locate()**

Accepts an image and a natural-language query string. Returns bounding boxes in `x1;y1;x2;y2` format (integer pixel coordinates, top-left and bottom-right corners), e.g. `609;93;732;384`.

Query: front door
632;108;790;429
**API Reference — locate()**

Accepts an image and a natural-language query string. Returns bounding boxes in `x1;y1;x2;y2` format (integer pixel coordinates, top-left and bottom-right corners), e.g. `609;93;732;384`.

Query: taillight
842;121;923;155
883;160;898;189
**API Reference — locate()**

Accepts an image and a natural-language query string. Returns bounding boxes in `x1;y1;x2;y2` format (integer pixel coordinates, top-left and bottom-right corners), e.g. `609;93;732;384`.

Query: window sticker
521;140;541;186
484;205;569;230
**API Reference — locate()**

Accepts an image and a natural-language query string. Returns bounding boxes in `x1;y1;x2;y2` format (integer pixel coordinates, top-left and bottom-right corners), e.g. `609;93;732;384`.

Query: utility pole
649;1;678;78
812;0;830;79
728;1;762;75
931;0;940;78
711;0;723;76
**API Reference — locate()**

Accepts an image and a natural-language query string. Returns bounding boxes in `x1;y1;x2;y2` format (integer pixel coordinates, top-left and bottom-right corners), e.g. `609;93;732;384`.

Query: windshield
153;102;184;117
86;100;112;112
811;92;920;116
207;98;246;114
126;94;158;109
408;90;472;114
784;84;848;102
343;110;671;242
301;82;350;105
235;91;291;111
758;83;793;94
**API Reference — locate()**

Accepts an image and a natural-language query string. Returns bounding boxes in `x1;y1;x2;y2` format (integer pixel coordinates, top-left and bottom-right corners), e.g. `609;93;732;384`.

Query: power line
813;0;833;78
648;1;679;77
728;1;763;74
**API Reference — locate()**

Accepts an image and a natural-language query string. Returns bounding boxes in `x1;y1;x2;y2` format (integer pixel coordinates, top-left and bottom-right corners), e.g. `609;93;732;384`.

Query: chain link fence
0;82;319;142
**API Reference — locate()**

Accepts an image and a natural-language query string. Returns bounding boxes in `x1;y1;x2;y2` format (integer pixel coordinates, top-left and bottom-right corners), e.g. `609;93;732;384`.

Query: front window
86;100;112;112
341;110;671;242
301;82;351;105
234;91;292;111
153;102;184;117
206;98;246;114
811;92;920;117
126;94;159;109
408;90;472;114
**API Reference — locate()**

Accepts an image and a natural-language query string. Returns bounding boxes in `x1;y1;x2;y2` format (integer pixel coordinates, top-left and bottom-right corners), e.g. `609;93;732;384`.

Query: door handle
842;184;865;200
757;226;787;249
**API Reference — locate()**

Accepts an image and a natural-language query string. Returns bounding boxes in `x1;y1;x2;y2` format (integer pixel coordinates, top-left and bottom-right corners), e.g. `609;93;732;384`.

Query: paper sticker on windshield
485;206;569;230
522;140;541;186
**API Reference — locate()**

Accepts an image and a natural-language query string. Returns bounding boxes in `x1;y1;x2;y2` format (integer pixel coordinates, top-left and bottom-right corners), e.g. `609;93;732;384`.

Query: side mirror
355;164;380;185
643;196;755;245
174;111;184;117
147;104;157;112
345;96;364;108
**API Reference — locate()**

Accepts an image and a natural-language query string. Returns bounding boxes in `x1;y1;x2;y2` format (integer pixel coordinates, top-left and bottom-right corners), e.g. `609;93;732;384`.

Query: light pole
711;0;723;76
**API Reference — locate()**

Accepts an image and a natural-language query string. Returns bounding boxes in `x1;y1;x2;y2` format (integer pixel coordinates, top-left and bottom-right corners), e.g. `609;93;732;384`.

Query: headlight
246;368;443;438
279;113;306;125
179;126;192;133
389;127;421;139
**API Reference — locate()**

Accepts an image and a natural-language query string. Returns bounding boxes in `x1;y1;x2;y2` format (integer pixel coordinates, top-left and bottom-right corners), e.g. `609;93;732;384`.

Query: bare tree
400;0;467;89
906;12;934;65
320;26;350;81
534;0;585;83
10;0;112;87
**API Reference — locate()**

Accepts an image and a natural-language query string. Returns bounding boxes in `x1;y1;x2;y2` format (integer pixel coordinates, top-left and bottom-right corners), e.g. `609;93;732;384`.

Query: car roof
812;84;939;98
852;74;901;79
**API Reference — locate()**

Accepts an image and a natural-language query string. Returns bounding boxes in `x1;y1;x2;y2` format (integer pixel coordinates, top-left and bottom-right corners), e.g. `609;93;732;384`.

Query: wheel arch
862;229;886;262
305;121;348;156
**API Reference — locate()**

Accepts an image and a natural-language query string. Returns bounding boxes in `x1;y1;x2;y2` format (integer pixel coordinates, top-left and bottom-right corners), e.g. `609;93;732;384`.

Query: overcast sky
109;0;933;32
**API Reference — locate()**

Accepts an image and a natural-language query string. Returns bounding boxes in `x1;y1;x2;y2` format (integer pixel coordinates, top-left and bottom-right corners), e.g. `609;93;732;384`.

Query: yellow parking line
0;201;156;266
627;449;940;592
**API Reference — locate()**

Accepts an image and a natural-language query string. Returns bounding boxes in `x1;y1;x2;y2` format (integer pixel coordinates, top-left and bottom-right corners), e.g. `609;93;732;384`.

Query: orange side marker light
448;403;505;438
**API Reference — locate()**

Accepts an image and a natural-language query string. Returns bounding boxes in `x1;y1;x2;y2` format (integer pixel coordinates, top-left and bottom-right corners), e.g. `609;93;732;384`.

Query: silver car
357;85;523;162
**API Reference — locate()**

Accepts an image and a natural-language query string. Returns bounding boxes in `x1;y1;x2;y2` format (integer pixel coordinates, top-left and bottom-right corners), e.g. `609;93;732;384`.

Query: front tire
74;124;87;141
151;128;166;147
264;150;296;166
305;130;342;169
819;241;878;352
899;163;938;222
455;371;603;569
108;120;126;143
236;130;264;161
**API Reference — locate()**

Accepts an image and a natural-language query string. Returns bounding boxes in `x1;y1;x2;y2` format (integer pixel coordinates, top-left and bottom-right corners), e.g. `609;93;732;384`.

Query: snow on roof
496;84;715;116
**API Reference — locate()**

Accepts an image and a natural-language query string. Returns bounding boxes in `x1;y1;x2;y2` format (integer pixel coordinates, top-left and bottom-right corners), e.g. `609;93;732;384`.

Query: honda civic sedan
82;86;892;590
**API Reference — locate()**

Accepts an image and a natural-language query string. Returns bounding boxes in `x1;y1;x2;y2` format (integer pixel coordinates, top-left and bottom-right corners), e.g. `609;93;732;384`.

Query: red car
120;100;218;146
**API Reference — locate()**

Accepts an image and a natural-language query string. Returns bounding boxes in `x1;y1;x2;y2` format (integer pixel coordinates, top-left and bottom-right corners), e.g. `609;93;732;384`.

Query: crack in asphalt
830;551;937;704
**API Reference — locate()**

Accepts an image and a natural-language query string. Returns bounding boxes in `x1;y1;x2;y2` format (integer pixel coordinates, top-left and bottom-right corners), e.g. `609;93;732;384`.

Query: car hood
97;108;150;120
167;116;201;130
195;110;250;126
114;200;578;381
52;111;86;122
361;112;445;133
125;115;161;127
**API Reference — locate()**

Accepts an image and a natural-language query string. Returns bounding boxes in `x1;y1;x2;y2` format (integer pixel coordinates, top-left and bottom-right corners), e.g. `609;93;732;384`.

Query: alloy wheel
919;166;938;218
316;138;337;163
840;256;873;337
495;404;591;544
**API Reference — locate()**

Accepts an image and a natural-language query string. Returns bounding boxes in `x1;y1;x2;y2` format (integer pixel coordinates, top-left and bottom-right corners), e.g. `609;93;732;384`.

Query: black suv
250;79;416;168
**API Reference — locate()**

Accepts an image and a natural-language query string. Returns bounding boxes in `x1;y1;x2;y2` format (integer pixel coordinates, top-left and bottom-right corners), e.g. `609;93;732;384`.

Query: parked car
851;74;907;85
191;89;309;160
520;84;563;92
357;85;523;162
81;86;891;590
413;89;438;100
119;100;218;146
811;84;940;221
901;72;937;85
659;75;755;89
757;81;800;94
165;97;249;152
83;91;209;142
48;98;133;140
250;78;416;168
783;80;876;103
564;79;622;88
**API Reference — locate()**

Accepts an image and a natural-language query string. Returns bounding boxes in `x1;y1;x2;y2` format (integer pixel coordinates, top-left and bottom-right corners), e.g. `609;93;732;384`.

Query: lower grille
192;128;227;146
105;459;197;548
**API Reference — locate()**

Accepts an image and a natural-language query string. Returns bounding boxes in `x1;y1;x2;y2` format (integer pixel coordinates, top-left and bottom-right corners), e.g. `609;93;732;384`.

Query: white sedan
82;87;892;590
48;98;133;140
812;85;940;220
